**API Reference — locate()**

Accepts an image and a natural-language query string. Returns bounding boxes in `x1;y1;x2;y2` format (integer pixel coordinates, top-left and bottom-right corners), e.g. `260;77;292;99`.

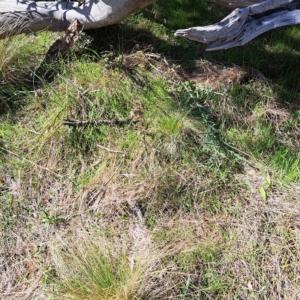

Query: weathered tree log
175;0;300;51
0;0;155;38
1;0;300;51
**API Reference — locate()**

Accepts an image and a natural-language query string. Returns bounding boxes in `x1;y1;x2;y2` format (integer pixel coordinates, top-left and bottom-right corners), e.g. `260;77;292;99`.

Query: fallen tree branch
63;118;138;127
175;0;300;51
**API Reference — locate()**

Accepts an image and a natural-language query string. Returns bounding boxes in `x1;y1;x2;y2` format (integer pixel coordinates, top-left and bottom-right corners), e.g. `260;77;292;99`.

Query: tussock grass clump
49;228;187;300
51;236;143;300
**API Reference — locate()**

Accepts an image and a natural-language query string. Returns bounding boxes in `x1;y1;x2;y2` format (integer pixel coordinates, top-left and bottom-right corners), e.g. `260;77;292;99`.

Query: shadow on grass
0;64;62;117
83;17;300;105
76;0;300;182
2;0;300;105
207;26;300;106
0;74;39;116
1;0;299;171
2;0;299;113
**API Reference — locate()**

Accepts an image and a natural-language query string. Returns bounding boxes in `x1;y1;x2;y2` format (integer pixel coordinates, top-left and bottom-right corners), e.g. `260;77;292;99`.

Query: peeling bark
45;18;83;63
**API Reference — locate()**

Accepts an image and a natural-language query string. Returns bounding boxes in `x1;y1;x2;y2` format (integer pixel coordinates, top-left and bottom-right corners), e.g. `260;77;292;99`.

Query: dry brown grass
152;167;300;298
1;29;300;300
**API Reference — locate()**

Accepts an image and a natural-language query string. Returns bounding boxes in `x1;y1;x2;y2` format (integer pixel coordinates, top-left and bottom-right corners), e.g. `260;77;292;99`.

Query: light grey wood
175;7;250;44
175;0;300;51
210;0;263;8
0;0;155;38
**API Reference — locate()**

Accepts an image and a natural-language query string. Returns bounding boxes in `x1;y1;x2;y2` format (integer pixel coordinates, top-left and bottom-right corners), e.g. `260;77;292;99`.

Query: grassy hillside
1;0;300;299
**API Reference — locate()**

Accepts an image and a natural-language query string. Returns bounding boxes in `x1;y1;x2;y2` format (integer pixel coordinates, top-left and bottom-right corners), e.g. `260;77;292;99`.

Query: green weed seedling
259;186;267;201
289;110;300;127
181;275;191;298
40;209;66;227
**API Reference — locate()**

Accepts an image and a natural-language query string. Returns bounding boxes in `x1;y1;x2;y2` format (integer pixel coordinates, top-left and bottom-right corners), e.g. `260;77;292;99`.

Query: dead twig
63;118;138;127
97;144;125;155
